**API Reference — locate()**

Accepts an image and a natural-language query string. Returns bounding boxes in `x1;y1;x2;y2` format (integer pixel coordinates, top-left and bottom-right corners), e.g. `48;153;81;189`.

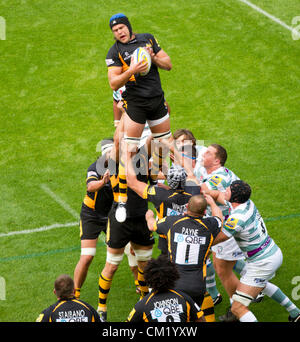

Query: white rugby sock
239;311;258;322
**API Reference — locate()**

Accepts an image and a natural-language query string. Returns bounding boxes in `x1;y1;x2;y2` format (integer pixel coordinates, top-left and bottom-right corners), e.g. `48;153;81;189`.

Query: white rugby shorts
212;236;244;261
240;247;283;288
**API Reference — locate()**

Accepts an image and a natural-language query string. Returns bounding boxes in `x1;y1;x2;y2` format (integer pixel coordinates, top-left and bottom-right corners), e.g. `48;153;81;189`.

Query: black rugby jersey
81;156;113;219
155;215;222;297
36;297;100;322
145;185;192;220
106;33;163;98
108;146;149;217
126;289;203;322
144;185;192;254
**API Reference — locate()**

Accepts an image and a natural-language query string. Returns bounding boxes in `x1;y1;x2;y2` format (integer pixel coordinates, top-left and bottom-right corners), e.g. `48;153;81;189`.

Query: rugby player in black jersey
106;13;172;224
126;255;205;322
73;139;114;299
126;159;196;255
146;194;225;322
36;274;100;322
126;147;217;321
97;144;154;322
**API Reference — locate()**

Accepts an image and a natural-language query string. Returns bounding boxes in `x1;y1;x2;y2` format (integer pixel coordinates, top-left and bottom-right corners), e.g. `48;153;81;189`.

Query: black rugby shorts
124;94;168;125
106;207;155;249
80;209;107;240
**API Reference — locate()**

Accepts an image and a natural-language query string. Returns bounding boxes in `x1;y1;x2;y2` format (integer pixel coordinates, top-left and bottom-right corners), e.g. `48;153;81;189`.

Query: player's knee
232;291;254;315
151;130;172;141
80;248;96;266
106;251;124;266
124;135;141;152
132;248;153;262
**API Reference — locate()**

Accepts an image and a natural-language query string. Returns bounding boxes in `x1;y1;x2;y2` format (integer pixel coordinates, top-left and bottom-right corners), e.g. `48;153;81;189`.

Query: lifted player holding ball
105;13;172;223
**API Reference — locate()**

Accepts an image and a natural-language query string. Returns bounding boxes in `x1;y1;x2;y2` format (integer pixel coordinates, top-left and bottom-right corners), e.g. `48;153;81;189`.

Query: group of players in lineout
37;13;300;323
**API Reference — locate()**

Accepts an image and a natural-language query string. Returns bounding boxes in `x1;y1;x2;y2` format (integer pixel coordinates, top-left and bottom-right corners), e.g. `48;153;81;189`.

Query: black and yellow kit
80;155;113;240
106;33;168;124
154;215;222;322
106;33;163;99
106;148;154;249
36;297;100;322
144;185;192;219
126;289;204;322
154;215;222;297
143;185;192;254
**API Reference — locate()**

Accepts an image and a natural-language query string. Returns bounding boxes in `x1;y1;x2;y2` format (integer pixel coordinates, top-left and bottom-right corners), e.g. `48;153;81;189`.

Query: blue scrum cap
109;13;132;37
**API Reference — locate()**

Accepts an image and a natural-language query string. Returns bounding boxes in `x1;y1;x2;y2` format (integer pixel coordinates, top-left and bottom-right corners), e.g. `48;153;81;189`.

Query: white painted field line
237;0;300;39
0;222;78;238
40;184;80;220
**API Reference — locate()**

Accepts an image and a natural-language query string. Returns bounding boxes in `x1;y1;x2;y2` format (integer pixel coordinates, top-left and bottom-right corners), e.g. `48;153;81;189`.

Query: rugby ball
132;47;151;76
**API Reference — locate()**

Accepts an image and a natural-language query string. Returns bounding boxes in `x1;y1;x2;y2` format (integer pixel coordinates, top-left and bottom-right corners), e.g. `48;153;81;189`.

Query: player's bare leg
115;112;144;223
74;238;98;298
213;254;239;298
231;283;262;322
98;246;125;321
131;242;153;298
148;114;171;181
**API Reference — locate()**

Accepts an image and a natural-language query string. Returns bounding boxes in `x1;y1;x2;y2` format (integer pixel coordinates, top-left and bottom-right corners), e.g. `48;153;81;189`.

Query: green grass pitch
0;0;300;322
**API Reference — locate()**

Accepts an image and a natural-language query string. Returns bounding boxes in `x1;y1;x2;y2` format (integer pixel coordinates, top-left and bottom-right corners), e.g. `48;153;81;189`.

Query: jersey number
174;233;206;265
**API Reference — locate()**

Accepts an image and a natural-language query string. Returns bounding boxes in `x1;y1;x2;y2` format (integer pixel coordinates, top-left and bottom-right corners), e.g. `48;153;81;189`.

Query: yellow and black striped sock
137;268;149;298
201;291;216;322
98;273;112;312
118;157;127;203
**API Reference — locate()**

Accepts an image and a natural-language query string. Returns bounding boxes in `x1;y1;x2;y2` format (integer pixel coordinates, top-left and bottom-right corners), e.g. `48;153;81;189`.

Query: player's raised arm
145;209;157;231
125;152;149;199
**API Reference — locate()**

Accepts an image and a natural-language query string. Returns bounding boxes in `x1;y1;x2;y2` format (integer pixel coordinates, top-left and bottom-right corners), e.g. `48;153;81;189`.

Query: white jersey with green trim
195;166;239;218
222;200;279;262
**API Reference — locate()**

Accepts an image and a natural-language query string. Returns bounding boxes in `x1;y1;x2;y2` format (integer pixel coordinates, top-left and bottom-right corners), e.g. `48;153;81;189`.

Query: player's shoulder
223;216;241;231
106;41;118;55
136;32;154;41
223;203;250;230
201;216;223;233
207;167;235;188
74;298;95;311
87;160;97;172
86;160;101;179
105;43;120;64
36;300;60;322
157;214;185;225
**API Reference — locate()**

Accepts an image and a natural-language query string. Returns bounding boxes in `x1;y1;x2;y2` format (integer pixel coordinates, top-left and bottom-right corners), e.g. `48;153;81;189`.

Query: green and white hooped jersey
195;166;239;218
222;200;279;262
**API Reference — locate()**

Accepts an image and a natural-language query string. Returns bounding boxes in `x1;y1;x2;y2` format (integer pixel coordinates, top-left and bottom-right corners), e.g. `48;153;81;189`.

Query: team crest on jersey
209;175;222;186
224;217;239;230
147;186;156;196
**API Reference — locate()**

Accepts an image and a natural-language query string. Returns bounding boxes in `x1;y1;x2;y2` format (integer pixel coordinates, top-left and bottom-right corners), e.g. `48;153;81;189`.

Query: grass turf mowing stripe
1;213;299;263
236;0;300;39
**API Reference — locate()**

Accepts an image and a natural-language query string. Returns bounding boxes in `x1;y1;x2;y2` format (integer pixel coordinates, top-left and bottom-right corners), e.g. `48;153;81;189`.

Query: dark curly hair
144;255;180;292
230;180;252;203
